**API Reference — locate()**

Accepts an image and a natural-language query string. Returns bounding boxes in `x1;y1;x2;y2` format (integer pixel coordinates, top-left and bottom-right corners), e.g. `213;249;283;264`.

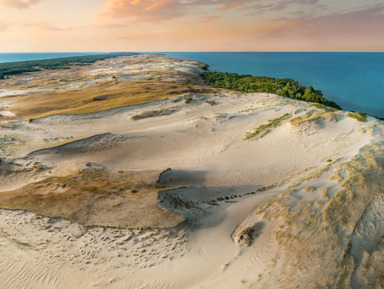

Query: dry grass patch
8;80;217;119
0;167;185;228
131;108;176;120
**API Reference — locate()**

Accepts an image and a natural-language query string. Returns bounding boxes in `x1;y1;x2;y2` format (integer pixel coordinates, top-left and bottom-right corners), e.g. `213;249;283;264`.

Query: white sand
0;111;15;117
0;55;383;288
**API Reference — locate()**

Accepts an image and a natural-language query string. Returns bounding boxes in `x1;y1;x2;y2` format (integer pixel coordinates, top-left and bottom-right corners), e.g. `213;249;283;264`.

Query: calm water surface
163;52;384;118
0;52;101;63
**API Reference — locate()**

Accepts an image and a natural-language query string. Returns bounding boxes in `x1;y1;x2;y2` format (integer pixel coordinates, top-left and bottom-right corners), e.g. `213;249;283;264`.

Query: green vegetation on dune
347;111;367;122
244;113;291;140
202;71;341;109
0;52;137;79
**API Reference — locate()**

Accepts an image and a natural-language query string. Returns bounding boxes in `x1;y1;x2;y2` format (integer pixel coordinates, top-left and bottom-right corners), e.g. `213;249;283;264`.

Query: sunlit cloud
100;0;249;23
249;4;384;51
98;22;131;29
201;15;219;23
25;22;71;31
100;0;183;22
258;4;384;38
118;32;158;40
244;0;322;16
219;0;247;12
0;0;383;51
181;15;220;25
144;0;173;11
0;0;41;9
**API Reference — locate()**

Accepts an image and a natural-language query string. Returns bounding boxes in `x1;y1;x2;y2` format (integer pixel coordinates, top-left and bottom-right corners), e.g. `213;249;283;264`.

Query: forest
0;52;137;79
202;72;341;109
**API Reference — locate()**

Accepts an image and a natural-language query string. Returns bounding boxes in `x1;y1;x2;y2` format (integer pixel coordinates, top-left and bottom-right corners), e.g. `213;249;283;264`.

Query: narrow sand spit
1;55;384;288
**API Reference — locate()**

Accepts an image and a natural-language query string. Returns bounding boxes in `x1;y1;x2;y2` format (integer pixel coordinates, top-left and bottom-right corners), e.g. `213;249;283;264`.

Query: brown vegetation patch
131;108;176;120
8;80;217;119
252;143;384;289
0;168;185;229
233;222;265;247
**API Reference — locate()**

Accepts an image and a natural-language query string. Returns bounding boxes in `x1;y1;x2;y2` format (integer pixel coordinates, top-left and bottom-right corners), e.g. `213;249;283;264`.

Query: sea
1;52;384;117
0;52;102;64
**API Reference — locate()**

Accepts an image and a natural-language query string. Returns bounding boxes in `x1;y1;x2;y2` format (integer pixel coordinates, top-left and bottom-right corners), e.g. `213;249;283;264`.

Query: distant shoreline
0;52;106;64
2;52;384;120
0;52;137;79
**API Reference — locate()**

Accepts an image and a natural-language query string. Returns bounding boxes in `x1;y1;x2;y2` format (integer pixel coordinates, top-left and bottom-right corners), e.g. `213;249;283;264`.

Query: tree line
201;72;341;109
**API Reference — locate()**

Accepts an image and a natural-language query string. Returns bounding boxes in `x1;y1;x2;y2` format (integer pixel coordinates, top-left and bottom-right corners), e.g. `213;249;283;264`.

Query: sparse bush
184;95;193;103
131;108;175;120
93;95;108;101
244;113;291;140
347;111;367;122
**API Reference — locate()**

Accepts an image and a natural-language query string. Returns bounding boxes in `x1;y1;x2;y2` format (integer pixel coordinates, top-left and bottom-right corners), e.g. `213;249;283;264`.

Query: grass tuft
244;113;291;140
347;111;367;122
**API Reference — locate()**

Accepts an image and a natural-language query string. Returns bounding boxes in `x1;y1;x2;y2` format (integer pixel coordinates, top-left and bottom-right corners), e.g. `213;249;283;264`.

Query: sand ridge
0;54;384;288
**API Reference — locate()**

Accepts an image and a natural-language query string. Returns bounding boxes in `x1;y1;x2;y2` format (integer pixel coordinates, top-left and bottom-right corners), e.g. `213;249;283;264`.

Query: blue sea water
0;52;101;63
162;52;384;118
1;52;384;117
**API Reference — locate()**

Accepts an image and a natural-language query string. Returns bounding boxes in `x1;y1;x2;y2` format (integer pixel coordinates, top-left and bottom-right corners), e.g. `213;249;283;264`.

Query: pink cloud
17;22;73;32
100;0;245;23
180;15;220;25
0;0;41;9
31;22;71;31
251;4;384;51
145;0;173;11
101;0;181;22
201;15;219;23
131;0;144;4
219;0;247;12
271;4;384;37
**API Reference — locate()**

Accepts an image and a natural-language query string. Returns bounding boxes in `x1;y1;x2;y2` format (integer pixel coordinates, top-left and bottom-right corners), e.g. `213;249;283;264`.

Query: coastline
2;51;384;118
0;54;383;288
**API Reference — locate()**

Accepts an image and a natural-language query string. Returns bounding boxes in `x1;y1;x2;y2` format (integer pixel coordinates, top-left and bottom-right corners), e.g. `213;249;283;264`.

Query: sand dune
0;55;384;288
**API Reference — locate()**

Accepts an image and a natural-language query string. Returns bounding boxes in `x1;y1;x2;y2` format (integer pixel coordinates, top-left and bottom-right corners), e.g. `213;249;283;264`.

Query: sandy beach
0;55;383;288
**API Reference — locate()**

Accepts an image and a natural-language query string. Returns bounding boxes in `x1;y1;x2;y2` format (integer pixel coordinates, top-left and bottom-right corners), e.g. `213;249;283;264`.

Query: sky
0;0;383;52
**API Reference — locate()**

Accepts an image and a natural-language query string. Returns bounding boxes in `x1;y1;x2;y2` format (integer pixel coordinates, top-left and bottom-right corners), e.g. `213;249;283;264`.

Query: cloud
277;4;384;36
201;15;219;23
99;0;248;23
118;33;158;40
0;0;41;9
218;0;321;13
181;15;220;25
20;22;72;32
98;22;131;29
251;4;384;50
244;0;322;16
145;0;173;11
100;0;183;22
219;0;248;12
33;23;71;31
